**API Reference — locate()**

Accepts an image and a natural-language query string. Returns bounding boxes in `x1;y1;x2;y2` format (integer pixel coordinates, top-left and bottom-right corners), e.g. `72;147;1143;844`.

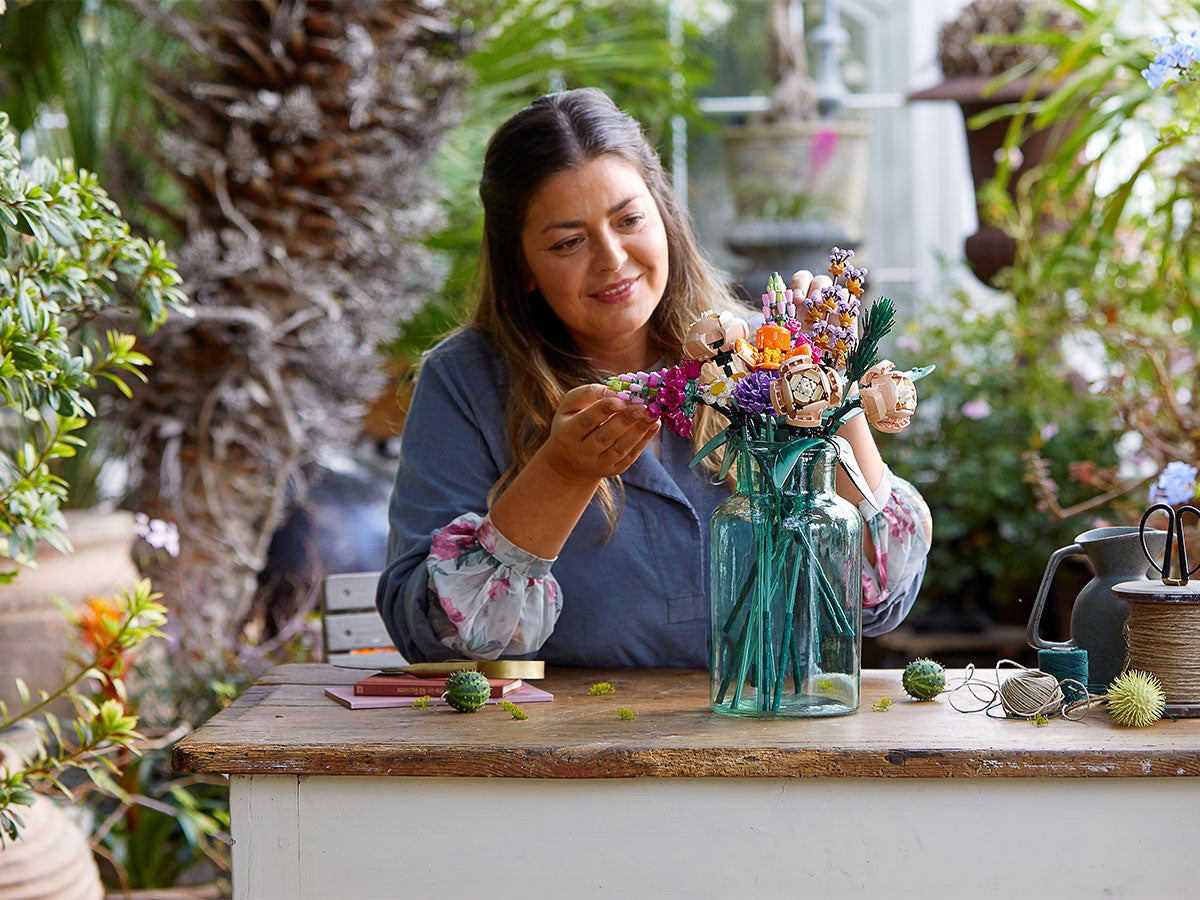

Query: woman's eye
620;213;645;228
551;237;583;251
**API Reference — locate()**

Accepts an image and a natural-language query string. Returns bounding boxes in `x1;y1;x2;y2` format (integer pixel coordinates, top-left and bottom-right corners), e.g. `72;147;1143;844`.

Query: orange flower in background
77;593;127;700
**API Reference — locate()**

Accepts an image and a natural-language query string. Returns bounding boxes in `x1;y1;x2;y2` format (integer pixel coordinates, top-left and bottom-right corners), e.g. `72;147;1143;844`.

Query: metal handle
1178;505;1200;584
1026;543;1085;650
1142;503;1200;586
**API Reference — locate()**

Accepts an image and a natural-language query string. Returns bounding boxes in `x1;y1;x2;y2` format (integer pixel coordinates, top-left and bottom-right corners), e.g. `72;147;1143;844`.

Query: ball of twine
997;668;1062;717
946;659;1095;720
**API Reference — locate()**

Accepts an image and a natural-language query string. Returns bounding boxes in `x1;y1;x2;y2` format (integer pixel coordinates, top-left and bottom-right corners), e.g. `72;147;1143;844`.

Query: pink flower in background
439;595;465;624
810;129;839;172
960;399;991;420
896;335;921;353
488;578;510;602
1040;423;1059;441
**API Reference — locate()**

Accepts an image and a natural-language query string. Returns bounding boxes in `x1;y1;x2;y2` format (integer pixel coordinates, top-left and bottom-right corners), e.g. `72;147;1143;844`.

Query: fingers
615;420;661;467
570;395;629;437
604;416;659;463
559;383;615;415
808;274;832;299
789;270;813;298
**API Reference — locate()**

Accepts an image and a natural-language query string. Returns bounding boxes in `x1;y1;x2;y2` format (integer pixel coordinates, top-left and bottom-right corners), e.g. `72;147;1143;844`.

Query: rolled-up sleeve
861;469;932;637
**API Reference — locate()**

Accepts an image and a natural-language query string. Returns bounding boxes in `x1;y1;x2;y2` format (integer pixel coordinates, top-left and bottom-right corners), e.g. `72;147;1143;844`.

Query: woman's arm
488;383;659;558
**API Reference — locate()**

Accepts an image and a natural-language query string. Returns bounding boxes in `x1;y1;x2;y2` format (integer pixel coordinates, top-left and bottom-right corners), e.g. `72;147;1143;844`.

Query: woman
377;88;931;667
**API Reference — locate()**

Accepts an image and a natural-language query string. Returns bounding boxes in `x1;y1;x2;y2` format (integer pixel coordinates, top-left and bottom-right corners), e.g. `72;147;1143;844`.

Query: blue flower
1143;60;1174;89
1148;461;1199;506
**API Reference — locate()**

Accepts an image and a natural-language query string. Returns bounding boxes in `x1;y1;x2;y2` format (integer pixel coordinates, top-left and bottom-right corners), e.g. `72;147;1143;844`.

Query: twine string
1126;602;1200;703
944;659;1103;721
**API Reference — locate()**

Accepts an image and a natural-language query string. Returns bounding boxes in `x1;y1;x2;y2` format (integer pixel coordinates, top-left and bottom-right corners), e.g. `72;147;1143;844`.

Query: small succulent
588;682;616;696
616;707;636;721
443;671;491;713
498;700;528;721
902;658;947;701
871;697;895;712
411;696;433;710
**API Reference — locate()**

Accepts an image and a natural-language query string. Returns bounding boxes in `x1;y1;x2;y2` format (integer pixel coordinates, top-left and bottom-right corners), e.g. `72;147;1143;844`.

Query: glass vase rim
727;436;837;457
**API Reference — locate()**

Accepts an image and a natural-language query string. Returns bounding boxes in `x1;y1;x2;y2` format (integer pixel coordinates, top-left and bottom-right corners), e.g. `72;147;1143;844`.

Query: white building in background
685;0;980;321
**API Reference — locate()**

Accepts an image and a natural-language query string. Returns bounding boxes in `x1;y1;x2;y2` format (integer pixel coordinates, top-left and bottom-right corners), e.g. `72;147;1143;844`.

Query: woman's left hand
788;269;832;304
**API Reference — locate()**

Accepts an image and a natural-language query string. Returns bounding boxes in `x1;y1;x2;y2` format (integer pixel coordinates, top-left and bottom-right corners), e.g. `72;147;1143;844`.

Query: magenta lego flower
732;370;775;414
656;382;684;409
680;358;703;380
662;365;688;389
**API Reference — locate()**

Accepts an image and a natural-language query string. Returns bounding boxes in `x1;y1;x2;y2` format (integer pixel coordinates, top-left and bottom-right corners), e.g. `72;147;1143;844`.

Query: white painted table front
175;665;1200;899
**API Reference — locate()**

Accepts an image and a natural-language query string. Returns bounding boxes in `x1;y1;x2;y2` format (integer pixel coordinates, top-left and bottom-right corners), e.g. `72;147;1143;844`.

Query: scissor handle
1178;505;1200;583
1141;504;1175;580
1142;503;1200;585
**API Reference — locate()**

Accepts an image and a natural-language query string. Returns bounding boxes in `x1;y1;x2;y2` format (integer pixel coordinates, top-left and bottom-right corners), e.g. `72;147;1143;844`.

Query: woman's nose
593;229;627;272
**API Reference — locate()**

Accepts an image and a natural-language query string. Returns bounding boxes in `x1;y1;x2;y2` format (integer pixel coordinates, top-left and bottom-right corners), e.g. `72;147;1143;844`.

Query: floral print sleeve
423;512;562;659
860;468;932;637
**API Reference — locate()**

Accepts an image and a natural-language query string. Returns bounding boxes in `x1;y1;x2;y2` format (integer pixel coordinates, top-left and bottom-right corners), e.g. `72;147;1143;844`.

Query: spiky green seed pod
443;670;491;713
1107;670;1165;727
902;658;946;700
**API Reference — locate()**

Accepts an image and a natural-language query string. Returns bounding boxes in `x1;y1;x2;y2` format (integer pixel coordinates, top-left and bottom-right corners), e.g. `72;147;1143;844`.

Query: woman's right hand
538;384;660;484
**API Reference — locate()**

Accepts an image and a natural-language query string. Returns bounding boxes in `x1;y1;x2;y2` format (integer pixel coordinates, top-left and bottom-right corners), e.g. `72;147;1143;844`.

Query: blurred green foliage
882;286;1121;618
890;0;1200;619
0;0;185;238
390;0;713;363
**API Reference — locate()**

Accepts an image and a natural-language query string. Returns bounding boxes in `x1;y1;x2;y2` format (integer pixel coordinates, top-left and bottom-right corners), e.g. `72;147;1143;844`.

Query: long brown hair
471;88;741;527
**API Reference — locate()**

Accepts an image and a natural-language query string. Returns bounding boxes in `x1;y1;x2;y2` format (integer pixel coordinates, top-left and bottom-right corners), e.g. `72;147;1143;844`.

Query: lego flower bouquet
605;249;932;717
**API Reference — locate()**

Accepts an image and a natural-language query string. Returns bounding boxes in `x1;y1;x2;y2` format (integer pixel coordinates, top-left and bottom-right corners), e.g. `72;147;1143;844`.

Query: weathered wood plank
173;666;1200;779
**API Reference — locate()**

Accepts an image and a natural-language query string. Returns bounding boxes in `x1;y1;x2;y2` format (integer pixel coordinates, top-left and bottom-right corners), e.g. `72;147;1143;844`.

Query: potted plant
721;0;870;285
907;0;1082;285
0;109;184;892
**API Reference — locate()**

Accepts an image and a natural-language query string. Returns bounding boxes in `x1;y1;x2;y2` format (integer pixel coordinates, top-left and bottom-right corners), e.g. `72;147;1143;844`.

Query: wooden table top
172;664;1200;778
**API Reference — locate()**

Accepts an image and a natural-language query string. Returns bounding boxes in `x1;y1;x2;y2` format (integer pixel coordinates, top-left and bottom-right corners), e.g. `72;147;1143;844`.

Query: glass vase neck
732;439;837;496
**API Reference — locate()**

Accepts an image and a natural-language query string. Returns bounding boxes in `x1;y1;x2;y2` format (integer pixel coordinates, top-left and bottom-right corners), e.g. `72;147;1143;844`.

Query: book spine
354;682;519;698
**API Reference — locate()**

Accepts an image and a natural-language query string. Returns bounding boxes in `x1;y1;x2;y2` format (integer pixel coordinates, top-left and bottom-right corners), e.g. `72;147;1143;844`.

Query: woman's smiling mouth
591;276;640;304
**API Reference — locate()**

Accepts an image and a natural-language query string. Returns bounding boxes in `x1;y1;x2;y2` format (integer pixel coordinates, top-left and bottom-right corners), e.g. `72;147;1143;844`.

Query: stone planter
0;729;104;900
0;509;138;716
908;75;1063;286
721;120;870;292
722;120;870;239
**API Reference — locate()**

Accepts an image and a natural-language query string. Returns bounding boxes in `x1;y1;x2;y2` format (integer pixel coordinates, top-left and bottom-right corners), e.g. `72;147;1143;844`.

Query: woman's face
519;155;669;370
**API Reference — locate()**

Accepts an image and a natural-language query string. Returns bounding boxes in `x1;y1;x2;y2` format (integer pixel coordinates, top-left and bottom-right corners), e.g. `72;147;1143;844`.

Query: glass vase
709;440;862;717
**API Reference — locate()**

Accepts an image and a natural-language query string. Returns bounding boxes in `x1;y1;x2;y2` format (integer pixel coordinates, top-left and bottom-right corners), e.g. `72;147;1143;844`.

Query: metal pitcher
1026;526;1168;688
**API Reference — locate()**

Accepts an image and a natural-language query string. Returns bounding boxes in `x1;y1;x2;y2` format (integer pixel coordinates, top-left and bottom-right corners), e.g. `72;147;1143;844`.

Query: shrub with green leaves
0;110;187;571
0;109;186;843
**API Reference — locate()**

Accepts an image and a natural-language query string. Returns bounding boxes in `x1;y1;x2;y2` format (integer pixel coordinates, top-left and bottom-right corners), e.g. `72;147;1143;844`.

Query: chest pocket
632;498;706;623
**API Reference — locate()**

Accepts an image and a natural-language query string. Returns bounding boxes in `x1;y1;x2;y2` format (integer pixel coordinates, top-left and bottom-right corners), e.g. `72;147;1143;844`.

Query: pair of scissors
1140;503;1200;586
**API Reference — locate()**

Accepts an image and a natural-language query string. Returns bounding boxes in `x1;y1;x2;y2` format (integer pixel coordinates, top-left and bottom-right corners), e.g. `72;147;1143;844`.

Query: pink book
326;681;553;710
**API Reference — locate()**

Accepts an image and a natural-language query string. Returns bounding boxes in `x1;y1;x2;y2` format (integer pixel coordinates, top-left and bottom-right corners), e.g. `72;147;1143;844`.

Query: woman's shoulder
420;326;508;390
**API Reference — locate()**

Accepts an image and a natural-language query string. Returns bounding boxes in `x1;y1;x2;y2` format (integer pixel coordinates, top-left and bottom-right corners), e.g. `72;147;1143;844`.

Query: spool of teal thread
1038;648;1089;704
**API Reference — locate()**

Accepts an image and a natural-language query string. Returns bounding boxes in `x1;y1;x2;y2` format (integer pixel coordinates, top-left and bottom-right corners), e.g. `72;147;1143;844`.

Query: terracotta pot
0;509;138;716
908;75;1065;286
0;733;103;900
722;120;870;241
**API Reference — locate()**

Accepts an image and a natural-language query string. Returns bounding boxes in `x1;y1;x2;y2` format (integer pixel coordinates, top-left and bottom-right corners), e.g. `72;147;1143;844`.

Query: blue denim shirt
377;327;922;668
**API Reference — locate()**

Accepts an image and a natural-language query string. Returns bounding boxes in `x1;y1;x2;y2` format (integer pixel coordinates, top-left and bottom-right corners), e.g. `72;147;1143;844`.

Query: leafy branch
0;579;166;845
